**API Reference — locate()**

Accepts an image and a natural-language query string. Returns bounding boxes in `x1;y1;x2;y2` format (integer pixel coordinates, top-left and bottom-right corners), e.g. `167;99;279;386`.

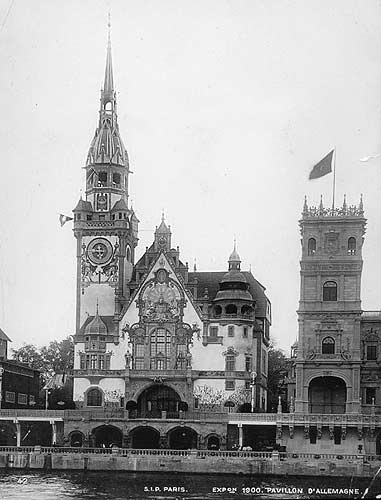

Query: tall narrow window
367;345;377;361
225;354;236;372
348;237;356;255
245;356;252;372
308;238;316;256
133;343;145;369
322;337;335;354
150;328;171;370
323;281;337;301
98;171;107;187
228;325;235;337
209;326;218;338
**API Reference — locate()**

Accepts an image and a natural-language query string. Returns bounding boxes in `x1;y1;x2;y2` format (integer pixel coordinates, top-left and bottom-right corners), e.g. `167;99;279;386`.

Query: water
0;472;374;500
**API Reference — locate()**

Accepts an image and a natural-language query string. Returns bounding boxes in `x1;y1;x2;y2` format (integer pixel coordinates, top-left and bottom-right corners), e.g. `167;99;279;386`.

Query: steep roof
188;271;269;318
0;328;11;342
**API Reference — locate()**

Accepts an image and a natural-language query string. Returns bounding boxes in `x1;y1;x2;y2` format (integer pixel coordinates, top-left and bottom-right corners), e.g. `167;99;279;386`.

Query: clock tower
72;32;138;336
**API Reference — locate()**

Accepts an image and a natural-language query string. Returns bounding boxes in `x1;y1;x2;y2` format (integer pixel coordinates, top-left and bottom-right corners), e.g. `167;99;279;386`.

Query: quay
0;446;379;477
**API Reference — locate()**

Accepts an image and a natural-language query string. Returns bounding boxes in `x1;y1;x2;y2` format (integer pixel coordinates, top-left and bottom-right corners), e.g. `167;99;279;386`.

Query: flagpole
332;148;336;210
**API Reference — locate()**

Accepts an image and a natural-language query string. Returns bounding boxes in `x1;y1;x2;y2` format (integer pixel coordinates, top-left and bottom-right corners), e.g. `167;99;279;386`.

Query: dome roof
221;269;247;284
229;247;241;263
84;312;108;336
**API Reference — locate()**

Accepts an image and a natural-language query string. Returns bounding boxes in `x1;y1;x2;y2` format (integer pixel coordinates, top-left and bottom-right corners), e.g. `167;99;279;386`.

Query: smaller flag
359;154;381;162
59;214;74;227
309;150;334;180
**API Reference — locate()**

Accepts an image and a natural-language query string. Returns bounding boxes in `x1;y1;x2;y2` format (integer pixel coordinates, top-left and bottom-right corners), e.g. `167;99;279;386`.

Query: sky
0;0;381;354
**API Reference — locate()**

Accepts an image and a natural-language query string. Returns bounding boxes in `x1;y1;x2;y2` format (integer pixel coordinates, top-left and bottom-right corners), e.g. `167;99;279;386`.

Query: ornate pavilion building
67;35;271;449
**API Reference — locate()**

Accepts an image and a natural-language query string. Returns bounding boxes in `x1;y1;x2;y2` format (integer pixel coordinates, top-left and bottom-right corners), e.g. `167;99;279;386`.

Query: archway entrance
207;435;220;450
137;384;181;418
92;425;122;448
308;376;346;413
168;426;197;449
130;426;160;449
70;431;84;447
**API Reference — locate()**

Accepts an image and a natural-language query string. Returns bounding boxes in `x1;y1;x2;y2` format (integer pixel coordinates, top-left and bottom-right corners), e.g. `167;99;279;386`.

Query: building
68;34;271;449
282;197;381;455
0;328;40;410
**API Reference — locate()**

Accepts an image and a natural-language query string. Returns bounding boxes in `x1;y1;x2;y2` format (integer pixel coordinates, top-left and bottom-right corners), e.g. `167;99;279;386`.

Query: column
238;424;243;448
15;422;21;447
51;421;57;446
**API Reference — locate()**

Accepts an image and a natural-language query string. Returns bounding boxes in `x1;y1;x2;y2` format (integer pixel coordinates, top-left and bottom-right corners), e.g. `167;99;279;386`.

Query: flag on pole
309;150;334;180
59;214;74;227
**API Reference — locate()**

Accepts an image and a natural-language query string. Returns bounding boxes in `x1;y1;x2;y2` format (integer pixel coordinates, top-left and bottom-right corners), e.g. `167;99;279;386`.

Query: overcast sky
0;0;381;354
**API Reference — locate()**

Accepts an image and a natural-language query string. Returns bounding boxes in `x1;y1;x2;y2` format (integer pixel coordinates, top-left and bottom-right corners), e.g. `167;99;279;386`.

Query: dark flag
309;150;334;180
59;214;74;227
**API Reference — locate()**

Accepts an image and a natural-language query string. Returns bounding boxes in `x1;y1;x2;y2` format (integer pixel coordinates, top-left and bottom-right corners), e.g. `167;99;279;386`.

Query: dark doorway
309;376;346;413
130;426;160;449
137;385;181;418
207;435;220;450
168;427;197;449
0;423;16;446
243;425;276;451
70;431;84;447
21;422;52;446
377;433;381;456
92;425;122;448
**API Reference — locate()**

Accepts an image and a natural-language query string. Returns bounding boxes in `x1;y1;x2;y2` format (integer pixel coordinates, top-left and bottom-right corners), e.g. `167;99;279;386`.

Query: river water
0;472;376;500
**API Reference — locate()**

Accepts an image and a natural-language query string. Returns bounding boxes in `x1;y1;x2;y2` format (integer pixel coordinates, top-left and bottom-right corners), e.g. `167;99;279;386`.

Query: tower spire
104;13;114;96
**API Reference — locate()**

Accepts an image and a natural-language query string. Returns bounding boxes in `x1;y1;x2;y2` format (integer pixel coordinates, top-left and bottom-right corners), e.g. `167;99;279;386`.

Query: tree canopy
12;337;74;382
267;343;288;412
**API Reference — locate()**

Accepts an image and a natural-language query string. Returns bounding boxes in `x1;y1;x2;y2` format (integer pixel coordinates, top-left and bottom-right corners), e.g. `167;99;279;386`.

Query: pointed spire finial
342;194;347;212
359;193;364;212
319;194;324;213
103;14;114;94
303;195;308;215
96;298;99;316
193;258;197;272
161;209;165;223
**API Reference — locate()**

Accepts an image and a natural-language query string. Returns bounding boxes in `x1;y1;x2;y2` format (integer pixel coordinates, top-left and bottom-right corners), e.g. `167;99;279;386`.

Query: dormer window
308;238;316;256
348;237;356;255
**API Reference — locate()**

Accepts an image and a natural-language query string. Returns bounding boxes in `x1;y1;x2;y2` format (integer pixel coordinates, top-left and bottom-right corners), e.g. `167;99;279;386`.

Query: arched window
214;305;222;316
87;388;103;407
98;171;107;187
348;237;356;255
322;336;335;354
126;245;131;262
323;281;337;301
226;304;237;315
150;328;171;370
308;238;316;256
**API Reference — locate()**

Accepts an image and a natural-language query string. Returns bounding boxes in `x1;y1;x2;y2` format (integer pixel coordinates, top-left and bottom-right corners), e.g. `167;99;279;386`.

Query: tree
267;343;288;412
12;336;74;382
193;385;226;411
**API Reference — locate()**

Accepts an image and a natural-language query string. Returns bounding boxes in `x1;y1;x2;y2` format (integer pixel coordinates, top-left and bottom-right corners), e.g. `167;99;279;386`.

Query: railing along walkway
0;447;379;462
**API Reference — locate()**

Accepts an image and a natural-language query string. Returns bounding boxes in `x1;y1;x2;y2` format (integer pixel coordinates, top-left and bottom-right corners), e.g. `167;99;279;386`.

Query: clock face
158;236;166;247
87;238;113;265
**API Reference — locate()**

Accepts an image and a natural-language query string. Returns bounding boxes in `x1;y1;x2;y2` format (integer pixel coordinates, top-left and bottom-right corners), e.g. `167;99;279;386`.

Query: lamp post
250;371;257;413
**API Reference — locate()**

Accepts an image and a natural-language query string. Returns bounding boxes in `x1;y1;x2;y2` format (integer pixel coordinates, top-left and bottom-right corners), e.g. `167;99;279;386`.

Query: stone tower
72;32;138;335
295;196;366;414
